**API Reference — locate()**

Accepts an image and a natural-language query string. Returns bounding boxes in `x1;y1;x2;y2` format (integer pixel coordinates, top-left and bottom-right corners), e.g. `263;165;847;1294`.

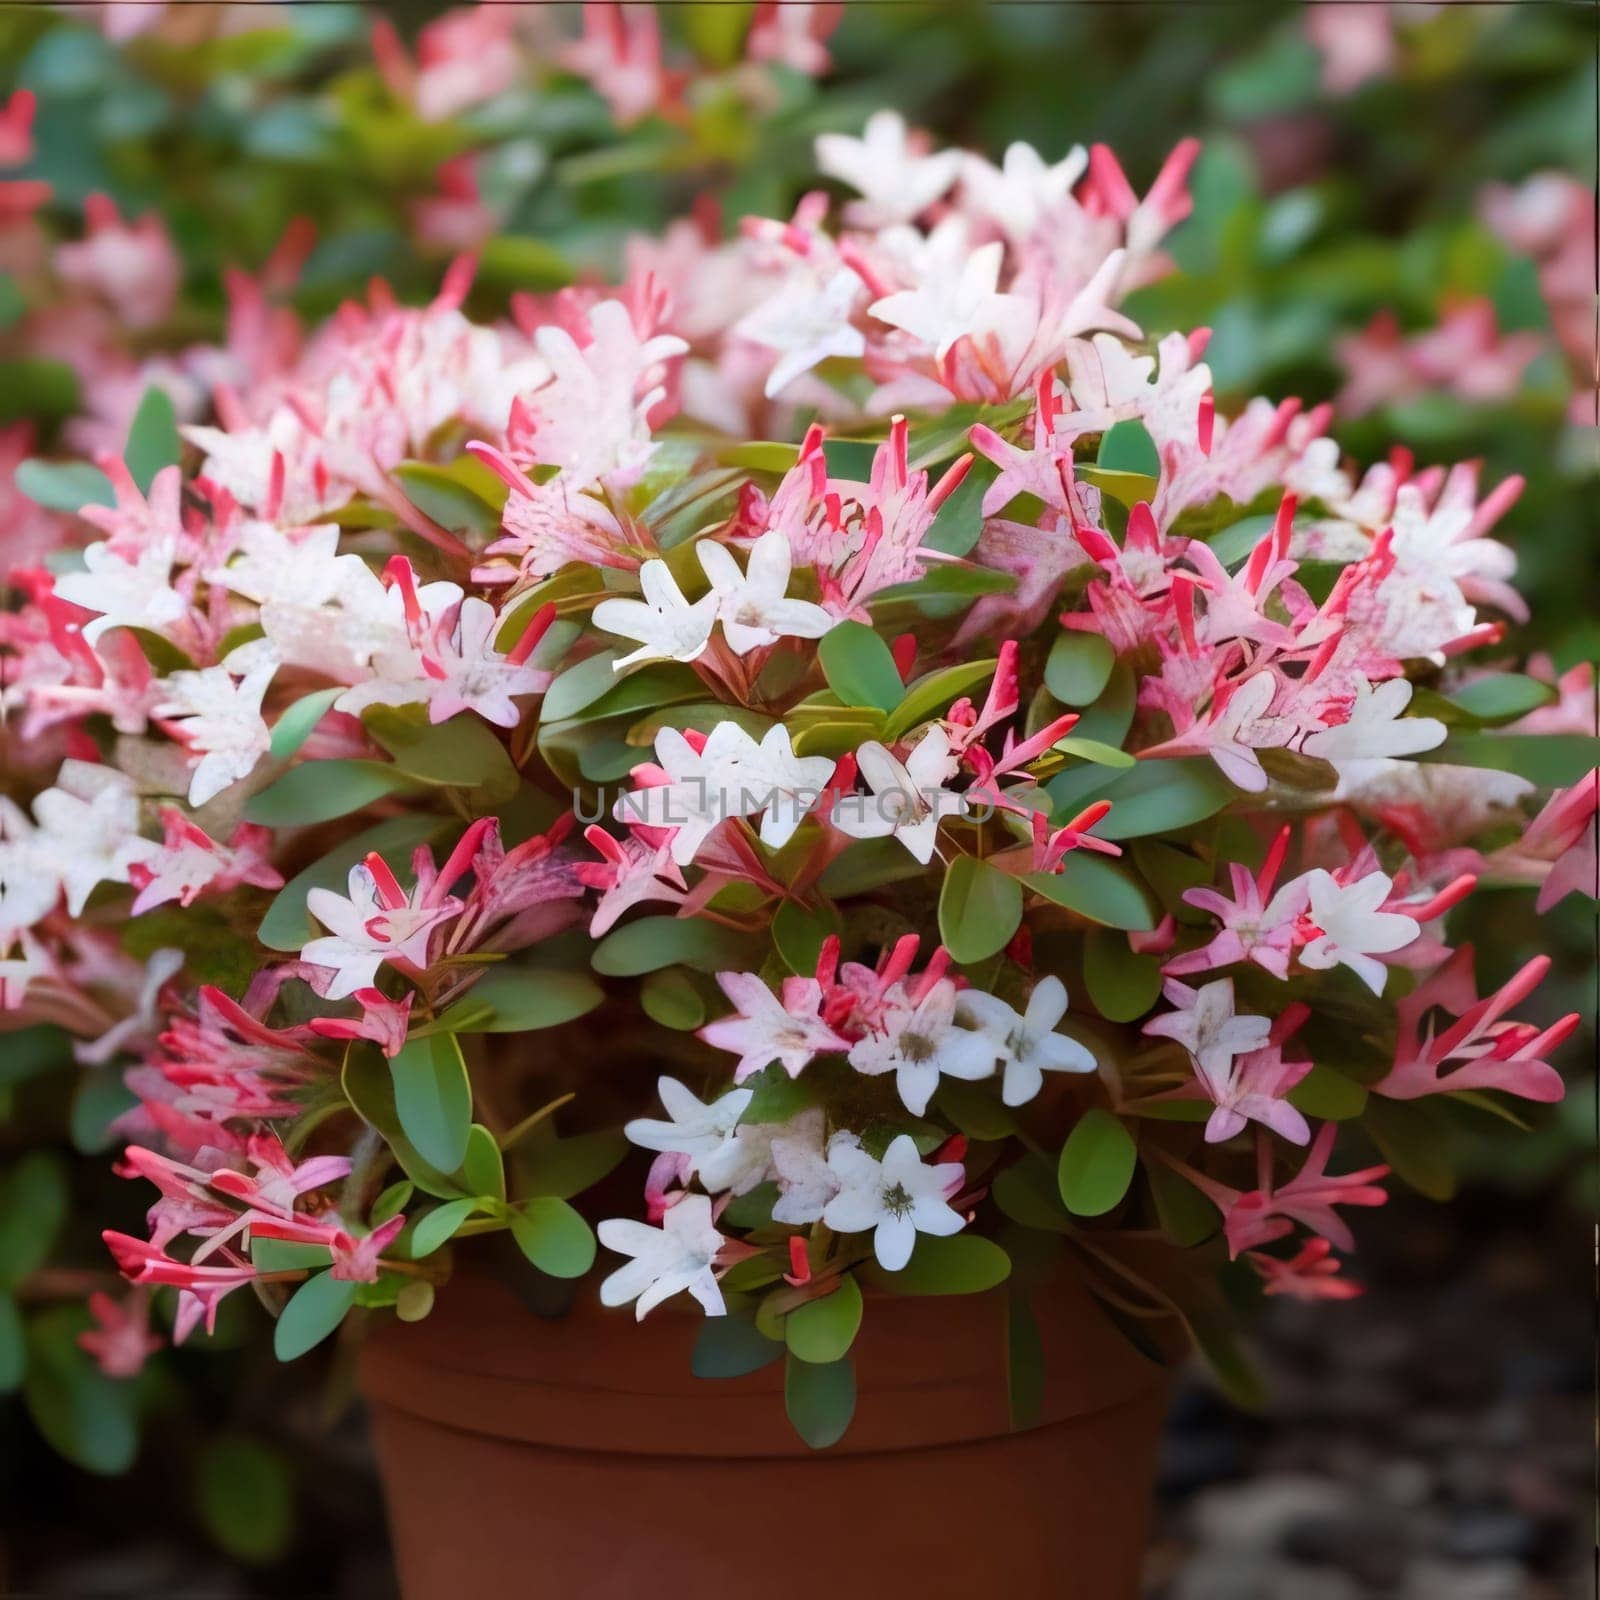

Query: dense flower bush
2;3;1594;1458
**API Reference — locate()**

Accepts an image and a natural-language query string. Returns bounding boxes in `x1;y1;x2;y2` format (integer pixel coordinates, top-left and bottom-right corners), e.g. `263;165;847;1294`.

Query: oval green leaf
1057;1109;1137;1217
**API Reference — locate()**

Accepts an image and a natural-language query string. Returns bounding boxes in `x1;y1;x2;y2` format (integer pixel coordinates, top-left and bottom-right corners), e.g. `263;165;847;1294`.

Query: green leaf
273;1270;358;1361
935;1077;1019;1141
1364;1096;1456;1201
0;1291;22;1393
1097;420;1160;479
194;1436;294;1566
520;1129;628;1200
771;899;840;977
509;1197;596;1278
1205;513;1276;568
784;1275;863;1364
692;1310;783;1378
1083;929;1162;1023
23;1307;138;1474
268;687;344;760
70;1070;138;1154
1057;1110;1137;1217
640;968;706;1030
0;360;78;428
1145;1159;1220;1247
1420;733;1600;788
251;1239;333;1272
409;1197;479;1258
1045;633;1117;706
1413;674;1556;728
883;659;997;741
1050;757;1234;840
367;710;519;795
1006;1290;1044;1430
541;651;623;722
392;459;503;535
1071;658;1137;746
123;386;180;492
1078;465;1157;507
1287;1063;1368;1122
369;1180;414;1226
259;814;447;951
437;967;603;1033
1053;736;1136;768
1024;854;1156;932
920;457;990;556
14;458;115;513
866;1234;1011;1295
992;1153;1076;1233
784;1352;855;1449
939;855;1023;965
477;233;574;292
592;916;749;976
818;620;903;713
390;1032;472;1174
245;759;420;827
461;1124;506;1204
737;1064;818;1126
0;1153;68;1287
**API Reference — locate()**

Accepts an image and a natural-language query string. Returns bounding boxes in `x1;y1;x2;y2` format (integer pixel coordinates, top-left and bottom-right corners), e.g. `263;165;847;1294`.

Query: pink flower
129;812;283;917
55;195;181;331
373;6;521;123
698;969;850;1081
1373;947;1575;1104
77;1289;163;1378
1248;1237;1363;1301
563;4;674;128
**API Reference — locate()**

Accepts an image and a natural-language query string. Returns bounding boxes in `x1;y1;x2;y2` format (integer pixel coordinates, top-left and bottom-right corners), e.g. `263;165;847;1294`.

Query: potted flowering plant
5;71;1593;1600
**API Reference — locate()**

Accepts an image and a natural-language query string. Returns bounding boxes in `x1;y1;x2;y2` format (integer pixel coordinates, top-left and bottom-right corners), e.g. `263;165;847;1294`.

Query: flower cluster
3;30;1591;1446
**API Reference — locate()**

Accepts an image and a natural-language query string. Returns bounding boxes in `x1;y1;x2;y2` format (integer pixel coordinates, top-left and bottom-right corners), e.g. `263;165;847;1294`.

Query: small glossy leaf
771;899;841;977
268;687;344;760
818;620;904;713
640;968;706;1030
692;1310;783;1378
784;1352;855;1450
509;1197;596;1278
939;855;1023;964
437;967;602;1033
1045;633;1116;706
520;1129;629;1199
194;1435;294;1566
1287;1063;1368;1121
245;759;420;827
883;659;996;740
1025;854;1156;932
867;1234;1011;1295
124;386;180;492
24;1307;138;1474
1083;929;1162;1023
1097;419;1160;478
1421;733;1600;788
0;1153;68;1287
784;1275;863;1364
1057;1109;1137;1217
273;1271;358;1361
367;711;519;795
1415;674;1557;727
592;916;749;976
409;1197;479;1258
14;458;115;513
461;1124;506;1204
390;1032;473;1174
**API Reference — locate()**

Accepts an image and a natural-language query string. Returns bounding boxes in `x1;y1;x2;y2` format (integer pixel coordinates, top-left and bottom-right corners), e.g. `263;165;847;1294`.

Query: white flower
960;141;1087;243
31;767;157;917
1142;977;1272;1093
815;111;963;226
1301;676;1447;765
419;597;546;728
831;725;966;864
736;266;866;399
623;1075;753;1171
846;976;997;1117
1297;869;1419;995
154;663;273;807
55;536;186;645
619;721;832;866
207;522;349;608
821;1132;966;1272
698;971;847;1081
869;222;1029;360
955;976;1097;1106
0;798;61;931
597;1193;725;1320
696;530;835;655
769;1109;838;1224
592;561;718;670
302;864;460;1000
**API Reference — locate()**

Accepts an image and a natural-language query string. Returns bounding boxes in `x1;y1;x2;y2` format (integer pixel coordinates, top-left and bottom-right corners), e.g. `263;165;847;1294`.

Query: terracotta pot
360;1260;1176;1599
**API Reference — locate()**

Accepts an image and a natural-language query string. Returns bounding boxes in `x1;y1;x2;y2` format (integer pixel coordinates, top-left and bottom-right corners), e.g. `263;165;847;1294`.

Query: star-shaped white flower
618;722;757;866
423;597;548;728
955;976;1098;1106
1301;676;1447;765
741;725;836;850
55;536;186;645
31;768;157;917
768;1108;838;1225
699;971;848;1081
1142;977;1273;1098
154;663;274;807
1297;869;1419;995
597;1193;726;1320
302;863;461;1000
206;522;349;608
869;222;1029;360
846;976;997;1117
815;111;963;226
0;798;61;931
831;725;966;865
960;140;1088;242
821;1132;966;1272
592;561;718;671
696;530;835;655
736;266;866;399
